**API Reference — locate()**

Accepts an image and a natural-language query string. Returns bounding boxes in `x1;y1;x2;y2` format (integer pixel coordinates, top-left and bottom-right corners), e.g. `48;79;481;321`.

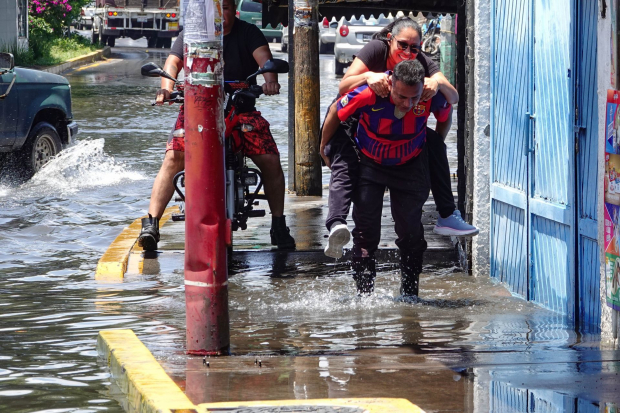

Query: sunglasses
392;38;421;54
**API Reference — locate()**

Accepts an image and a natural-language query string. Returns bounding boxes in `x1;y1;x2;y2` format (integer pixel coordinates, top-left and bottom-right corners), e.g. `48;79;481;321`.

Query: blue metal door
491;0;587;322
490;0;531;298
529;0;575;320
575;0;601;332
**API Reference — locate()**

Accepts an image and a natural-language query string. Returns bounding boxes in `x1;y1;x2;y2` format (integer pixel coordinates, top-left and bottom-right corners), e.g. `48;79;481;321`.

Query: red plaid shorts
166;105;279;156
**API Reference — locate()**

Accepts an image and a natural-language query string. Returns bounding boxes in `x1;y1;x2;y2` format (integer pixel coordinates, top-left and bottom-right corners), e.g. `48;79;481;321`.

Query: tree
29;0;91;35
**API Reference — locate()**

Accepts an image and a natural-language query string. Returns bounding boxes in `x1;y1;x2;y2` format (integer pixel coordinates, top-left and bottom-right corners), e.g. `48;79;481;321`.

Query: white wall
0;0;18;48
597;0;616;345
471;0;491;277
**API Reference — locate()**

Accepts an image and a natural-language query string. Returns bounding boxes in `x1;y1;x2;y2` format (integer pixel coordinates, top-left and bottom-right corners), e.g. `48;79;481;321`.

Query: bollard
183;0;230;355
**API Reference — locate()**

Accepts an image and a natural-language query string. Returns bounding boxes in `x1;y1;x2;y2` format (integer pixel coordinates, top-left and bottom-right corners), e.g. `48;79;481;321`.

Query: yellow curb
97;330;197;413
199;399;423;412
95;206;179;280
98;330;423;413
65;49;104;63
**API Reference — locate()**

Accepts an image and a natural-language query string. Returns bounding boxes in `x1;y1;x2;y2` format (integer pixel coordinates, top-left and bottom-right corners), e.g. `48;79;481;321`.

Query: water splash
25;139;145;195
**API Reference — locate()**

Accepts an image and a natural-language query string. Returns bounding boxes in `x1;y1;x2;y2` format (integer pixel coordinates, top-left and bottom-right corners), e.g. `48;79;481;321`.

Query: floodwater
0;45;617;413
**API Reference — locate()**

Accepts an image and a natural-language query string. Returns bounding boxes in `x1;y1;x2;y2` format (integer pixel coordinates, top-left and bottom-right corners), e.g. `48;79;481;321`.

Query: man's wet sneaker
433;210;479;237
138;214;160;251
270;215;296;250
324;223;351;259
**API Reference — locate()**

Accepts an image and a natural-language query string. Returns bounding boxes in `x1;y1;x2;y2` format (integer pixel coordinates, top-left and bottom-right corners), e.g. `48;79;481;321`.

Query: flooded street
0;45;618;412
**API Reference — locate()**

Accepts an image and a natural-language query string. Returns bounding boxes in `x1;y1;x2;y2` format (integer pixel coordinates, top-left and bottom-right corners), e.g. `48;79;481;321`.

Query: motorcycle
421;17;441;56
140;58;289;239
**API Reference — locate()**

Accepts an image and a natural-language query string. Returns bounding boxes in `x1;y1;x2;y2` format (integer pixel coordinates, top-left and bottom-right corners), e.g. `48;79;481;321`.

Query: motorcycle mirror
141;62;176;81
0;53;14;73
247;59;289;81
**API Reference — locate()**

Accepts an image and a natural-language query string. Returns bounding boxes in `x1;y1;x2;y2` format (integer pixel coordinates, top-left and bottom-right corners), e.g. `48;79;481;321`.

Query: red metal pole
183;0;230;355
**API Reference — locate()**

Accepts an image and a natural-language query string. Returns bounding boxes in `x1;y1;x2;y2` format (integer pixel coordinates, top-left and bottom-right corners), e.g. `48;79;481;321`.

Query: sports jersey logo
371;107;385;112
412;104;426;116
340;95;349;107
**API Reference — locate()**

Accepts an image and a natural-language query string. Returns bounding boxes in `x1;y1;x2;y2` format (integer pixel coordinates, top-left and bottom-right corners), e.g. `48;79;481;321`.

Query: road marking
185;280;228;288
74;59;118;71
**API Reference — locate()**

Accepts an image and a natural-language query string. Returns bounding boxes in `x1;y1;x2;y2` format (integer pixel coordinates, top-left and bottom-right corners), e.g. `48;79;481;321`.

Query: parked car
237;0;283;43
77;1;96;30
280;17;340;54
334;15;393;75
0;53;78;179
319;16;338;54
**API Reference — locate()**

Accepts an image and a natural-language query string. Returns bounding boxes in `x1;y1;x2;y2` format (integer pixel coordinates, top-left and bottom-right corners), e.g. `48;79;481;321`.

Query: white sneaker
433;210;480;237
324;223;351;259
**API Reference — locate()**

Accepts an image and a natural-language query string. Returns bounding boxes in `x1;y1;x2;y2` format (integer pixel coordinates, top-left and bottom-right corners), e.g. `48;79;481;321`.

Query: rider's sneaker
270;215;296;250
324;223;350;259
138;214;160;251
433;210;479;237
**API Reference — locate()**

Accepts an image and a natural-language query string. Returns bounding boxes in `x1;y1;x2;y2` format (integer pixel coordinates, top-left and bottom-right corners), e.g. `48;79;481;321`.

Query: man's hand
421;77;439;102
367;72;390;98
155;89;172;105
320;145;331;169
262;81;280;96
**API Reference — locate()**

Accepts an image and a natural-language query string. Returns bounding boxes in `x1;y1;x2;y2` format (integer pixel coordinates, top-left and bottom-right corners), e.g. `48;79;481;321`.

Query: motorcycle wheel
422;35;441;56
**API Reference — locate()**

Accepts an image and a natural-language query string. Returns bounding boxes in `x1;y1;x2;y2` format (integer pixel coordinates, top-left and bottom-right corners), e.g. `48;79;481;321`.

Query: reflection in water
0;49;616;413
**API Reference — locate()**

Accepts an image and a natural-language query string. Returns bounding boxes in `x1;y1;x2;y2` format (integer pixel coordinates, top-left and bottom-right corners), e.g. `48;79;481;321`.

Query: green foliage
13;0;99;67
0;42;35;66
9;32;97;67
29;0;92;34
28;16;54;60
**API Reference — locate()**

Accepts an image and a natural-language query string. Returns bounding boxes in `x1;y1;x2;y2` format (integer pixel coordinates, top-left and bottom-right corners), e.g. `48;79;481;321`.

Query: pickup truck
0;53;78;179
92;0;180;48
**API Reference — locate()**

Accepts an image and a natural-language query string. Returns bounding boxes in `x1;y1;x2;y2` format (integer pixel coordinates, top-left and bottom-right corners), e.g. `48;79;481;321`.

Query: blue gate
490;0;530;299
490;0;599;329
575;0;601;333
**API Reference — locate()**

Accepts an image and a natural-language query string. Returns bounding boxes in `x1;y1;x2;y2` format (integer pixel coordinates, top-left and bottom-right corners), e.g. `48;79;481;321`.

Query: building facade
0;0;28;50
471;0;619;344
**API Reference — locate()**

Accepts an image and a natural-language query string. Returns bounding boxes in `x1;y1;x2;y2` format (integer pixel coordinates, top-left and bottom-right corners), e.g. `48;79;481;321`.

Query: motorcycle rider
138;0;295;251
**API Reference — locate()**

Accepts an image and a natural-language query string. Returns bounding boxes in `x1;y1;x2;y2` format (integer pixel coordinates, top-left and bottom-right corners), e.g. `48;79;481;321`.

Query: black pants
351;151;430;258
325;125;455;230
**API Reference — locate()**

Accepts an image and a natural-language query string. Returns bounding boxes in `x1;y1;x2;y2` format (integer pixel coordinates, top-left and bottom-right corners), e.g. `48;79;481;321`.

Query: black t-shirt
170;19;268;84
355;39;439;77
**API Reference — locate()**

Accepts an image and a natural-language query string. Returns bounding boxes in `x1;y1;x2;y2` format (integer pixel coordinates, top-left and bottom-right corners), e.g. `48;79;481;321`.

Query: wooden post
293;0;321;196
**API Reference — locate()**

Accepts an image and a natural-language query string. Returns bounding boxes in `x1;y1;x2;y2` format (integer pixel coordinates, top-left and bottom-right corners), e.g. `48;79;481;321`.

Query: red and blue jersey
336;83;452;166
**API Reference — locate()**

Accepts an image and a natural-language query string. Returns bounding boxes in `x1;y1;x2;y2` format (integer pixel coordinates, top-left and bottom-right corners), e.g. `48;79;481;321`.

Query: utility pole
183;0;230;355
293;0;321;196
